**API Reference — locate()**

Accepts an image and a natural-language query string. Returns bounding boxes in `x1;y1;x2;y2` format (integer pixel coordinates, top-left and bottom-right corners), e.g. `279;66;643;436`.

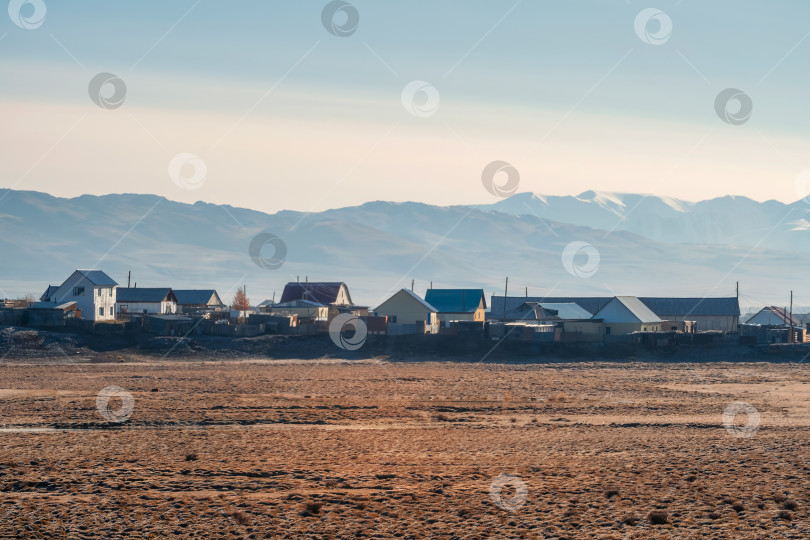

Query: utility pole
503;277;509;321
525;286;527;297
411;279;414;291
127;271;131;288
790;291;794;344
736;281;740;332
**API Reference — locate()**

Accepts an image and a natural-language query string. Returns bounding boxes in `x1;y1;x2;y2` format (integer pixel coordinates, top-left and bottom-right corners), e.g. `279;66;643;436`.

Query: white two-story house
44;270;118;321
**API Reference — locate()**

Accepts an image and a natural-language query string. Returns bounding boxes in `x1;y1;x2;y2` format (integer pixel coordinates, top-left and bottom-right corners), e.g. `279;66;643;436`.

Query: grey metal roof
76;270;118;286
491;296;612;317
116;288;176;303
492;295;740;319
638;297;740;317
174;290;223;306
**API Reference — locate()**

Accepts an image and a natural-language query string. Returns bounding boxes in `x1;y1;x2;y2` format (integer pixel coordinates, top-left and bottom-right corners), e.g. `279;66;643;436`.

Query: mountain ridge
0;188;806;309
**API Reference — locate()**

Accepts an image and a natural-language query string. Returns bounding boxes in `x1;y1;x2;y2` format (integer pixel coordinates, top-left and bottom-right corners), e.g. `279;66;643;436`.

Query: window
97;288;101;297
120;305;128;313
73;287;85;297
605;327;611;335
98;307;103;316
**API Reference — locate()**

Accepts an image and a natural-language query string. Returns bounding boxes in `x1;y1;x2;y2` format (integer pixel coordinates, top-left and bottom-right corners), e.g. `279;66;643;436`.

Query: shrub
185;453;198;461
648;510;668;525
732;502;744;513
782;500;797;511
231;511;249;525
620;514;639;526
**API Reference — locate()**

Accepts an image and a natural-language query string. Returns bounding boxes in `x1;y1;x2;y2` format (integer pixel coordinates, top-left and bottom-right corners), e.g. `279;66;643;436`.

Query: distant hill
476;191;810;252
0;189;805;309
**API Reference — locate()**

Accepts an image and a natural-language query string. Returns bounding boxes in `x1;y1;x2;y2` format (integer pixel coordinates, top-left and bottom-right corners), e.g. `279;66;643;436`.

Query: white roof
594;296;662;323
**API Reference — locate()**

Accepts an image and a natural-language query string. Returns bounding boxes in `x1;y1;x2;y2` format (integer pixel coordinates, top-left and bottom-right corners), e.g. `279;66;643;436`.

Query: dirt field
0;358;808;539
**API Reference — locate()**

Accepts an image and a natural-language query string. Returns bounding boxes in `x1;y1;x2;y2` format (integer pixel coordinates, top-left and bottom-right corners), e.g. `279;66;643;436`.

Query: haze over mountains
1;188;807;310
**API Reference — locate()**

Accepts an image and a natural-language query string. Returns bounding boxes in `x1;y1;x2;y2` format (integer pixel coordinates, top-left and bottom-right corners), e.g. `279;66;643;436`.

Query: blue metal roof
424;289;486;313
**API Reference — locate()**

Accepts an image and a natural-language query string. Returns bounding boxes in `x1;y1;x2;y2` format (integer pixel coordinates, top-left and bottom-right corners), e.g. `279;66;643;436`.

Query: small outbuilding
174;290;225;314
116;288;177;315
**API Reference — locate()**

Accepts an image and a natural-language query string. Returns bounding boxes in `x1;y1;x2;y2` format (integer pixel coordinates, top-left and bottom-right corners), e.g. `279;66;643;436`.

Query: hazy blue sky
3;1;810;212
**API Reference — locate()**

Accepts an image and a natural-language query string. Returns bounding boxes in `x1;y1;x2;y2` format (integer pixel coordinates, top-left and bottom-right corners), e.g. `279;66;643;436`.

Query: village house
374;288;438;334
116;288;178;315
492;301;592;322
745;306;803;327
279;282;353;306
491;295;739;332
424;289;486;323
638;297;739;333
592;296;662;335
39;269;117;322
173;290;225;314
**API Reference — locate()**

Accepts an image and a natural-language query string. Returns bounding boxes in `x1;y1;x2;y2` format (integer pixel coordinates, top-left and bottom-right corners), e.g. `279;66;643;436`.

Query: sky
2;0;810;213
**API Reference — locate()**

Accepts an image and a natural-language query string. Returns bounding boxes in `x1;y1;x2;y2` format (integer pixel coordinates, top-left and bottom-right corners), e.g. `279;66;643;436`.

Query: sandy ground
0;359;808;539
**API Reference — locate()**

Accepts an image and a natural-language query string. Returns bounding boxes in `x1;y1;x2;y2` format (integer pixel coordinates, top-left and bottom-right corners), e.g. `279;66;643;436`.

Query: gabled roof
59;269;118;287
375;288;438;312
750;306;802;327
40;285;59;301
594;296;662;324
280;282;350;305
527;302;592;320
77;270;118;286
491;296;613;317
639;297;740;317
424;289;486;313
173;290;223;306
116;288;176;303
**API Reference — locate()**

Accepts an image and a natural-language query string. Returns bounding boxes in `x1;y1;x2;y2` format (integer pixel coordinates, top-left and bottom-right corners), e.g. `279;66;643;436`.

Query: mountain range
0;188;807;311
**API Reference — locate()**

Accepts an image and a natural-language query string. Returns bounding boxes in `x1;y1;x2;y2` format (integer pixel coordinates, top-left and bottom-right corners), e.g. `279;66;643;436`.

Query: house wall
656;314;737;332
117;301;176;315
747;311;790;327
52;273;116;321
375;291;436;325
436;311;477;323
335;285;351;306
269;306;328;321
603;322;662;335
